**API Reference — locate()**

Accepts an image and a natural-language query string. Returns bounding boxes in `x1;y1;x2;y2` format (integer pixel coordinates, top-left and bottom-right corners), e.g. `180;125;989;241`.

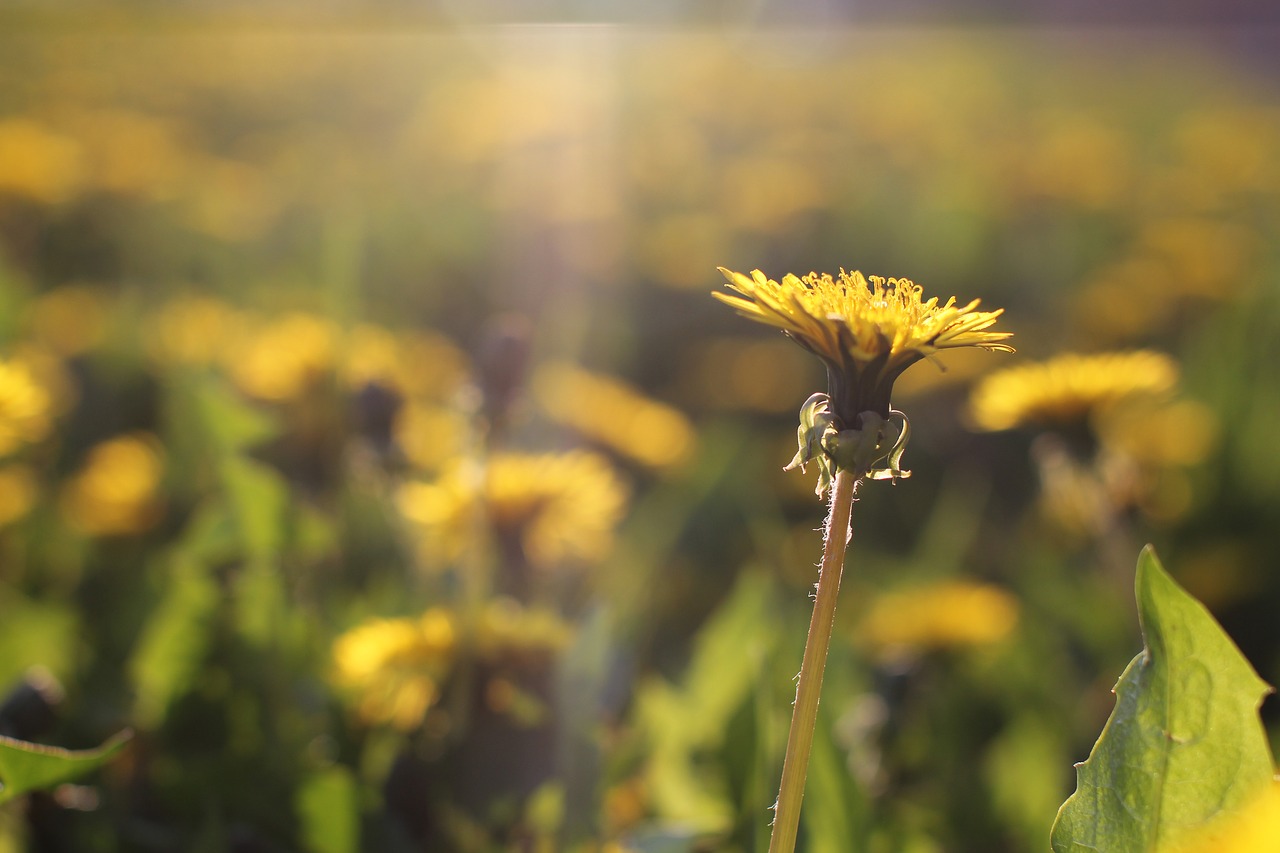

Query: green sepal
863;409;912;482
784;393;840;496
826;410;913;486
784;397;913;496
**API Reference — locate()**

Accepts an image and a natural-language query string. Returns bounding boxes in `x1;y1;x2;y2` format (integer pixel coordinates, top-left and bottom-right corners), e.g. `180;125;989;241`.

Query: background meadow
0;7;1278;851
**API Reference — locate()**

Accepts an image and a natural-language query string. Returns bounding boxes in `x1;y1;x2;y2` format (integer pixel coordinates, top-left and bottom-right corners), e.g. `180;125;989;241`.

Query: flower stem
769;467;859;853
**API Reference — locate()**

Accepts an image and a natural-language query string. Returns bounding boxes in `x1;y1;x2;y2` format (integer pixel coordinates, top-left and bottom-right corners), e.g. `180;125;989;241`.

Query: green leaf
0;592;78;689
633;571;782;835
1050;546;1275;852
219;457;291;645
220;456;289;565
0;730;132;804
296;765;359;853
802;704;862;853
129;554;220;728
194;378;279;455
682;569;780;744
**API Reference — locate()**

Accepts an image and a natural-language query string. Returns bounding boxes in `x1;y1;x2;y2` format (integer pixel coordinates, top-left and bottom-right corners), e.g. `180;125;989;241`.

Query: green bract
784;393;912;495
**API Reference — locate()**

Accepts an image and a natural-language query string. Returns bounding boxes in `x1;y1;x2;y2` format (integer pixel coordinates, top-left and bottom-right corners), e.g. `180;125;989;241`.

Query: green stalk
769;467;859;853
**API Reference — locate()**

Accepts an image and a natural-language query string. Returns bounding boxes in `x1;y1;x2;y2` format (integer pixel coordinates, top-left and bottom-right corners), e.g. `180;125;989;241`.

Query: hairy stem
769;467;859;853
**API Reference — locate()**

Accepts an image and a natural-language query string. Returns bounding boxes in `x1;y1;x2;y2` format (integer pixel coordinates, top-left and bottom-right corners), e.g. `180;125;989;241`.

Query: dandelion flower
0;465;38;527
970;351;1214;531
332;609;456;731
225;313;335;402
60;433;165;536
856;579;1020;658
715;268;1011;489
339;325;468;402
394;402;466;473
146;296;244;367
968;350;1178;432
398;450;629;571
713;267;1012;853
0;358;54;457
715;268;1012;425
476;598;575;662
29;287;113;358
533;362;696;470
0;119;84;204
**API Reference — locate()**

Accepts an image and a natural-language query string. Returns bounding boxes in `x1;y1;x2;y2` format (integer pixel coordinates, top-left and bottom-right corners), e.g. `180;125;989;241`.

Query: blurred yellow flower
66;109;186;201
337;324;403;392
29;286;113;357
968;351;1178;432
1022;115;1132;209
397;451;629;571
1138;217;1259;301
714;268;1011;423
394;401;466;473
395;333;471;402
1096;398;1218;468
533;362;695;470
0;357;54;457
975;352;1216;530
0;465;38;528
338;325;469;403
603;776;650;836
1167;780;1280;853
677;337;818;414
719;155;826;232
332;608;456;731
1073;220;1258;343
472;600;574;727
1070;257;1179;342
182;157;281;242
1172;108;1280;205
61;433;164;536
856;580;1020;658
476;598;575;661
0;118;84;204
638;213;727;289
1029;438;1123;538
226;313;335;402
146;296;244;367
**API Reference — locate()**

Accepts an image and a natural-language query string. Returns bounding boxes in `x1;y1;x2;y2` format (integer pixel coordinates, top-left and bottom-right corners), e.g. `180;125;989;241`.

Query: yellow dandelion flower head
29;286;113;358
146;296;244;367
60;433;165;536
0;118;84;204
476;598;575;663
0;358;54;457
394;401;467;474
856;579;1020;659
968;350;1179;432
533;361;696;470
397;450;629;571
0;465;38;528
714;268;1012;424
331;608;456;731
470;601;571;728
1096;398;1218;468
225;313;336;402
339;325;469;402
